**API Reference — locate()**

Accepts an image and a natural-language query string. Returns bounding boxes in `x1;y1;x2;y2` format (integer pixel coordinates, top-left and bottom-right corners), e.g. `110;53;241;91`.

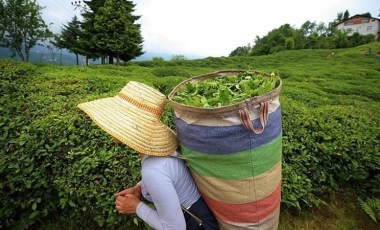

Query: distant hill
0;46;203;65
0;47;85;65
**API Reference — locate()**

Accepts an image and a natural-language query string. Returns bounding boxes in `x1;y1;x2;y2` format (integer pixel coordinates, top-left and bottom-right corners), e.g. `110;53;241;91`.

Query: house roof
336;14;380;26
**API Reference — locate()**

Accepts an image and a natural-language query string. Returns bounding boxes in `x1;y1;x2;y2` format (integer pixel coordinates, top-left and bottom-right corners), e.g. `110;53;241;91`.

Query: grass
279;194;379;230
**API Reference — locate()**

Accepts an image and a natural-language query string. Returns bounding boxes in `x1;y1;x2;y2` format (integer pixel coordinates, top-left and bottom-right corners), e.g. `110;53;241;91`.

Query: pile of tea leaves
172;71;280;108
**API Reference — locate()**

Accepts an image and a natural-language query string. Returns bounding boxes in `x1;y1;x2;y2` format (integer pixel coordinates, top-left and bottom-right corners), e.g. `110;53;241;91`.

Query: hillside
0;47;202;65
1;42;379;229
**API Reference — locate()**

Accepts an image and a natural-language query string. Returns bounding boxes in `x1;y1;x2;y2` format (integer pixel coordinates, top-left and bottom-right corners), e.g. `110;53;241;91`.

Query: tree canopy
229;10;376;57
94;0;143;63
0;0;52;62
54;16;82;65
55;0;144;64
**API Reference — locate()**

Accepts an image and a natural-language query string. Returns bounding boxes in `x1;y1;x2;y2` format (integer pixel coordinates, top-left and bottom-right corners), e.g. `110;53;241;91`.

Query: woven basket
168;70;283;230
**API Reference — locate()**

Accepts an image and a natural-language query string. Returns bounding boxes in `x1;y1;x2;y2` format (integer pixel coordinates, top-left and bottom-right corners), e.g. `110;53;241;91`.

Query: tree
54;16;82;65
80;0;107;65
250;24;298;55
0;0;52;62
337;12;343;22
362;12;371;17
171;55;187;61
229;43;252;57
343;10;350;20
94;0;143;63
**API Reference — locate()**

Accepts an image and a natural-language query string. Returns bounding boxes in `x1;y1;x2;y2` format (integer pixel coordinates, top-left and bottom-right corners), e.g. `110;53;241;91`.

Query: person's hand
115;194;141;214
115;184;141;199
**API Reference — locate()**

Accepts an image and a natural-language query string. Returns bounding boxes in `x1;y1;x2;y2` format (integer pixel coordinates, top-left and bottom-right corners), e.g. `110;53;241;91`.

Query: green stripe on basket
181;134;282;179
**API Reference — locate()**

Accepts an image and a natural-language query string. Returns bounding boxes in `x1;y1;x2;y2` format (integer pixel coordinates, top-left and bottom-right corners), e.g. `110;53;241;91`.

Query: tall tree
94;0;143;63
343;10;350;20
80;0;106;65
54;16;82;65
0;0;52;62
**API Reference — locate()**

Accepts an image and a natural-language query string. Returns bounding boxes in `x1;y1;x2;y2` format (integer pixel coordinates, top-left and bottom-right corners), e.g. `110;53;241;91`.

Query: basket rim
168;69;282;115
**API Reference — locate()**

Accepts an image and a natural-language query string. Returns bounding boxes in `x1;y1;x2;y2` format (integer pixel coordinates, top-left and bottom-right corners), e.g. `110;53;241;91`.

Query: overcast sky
37;0;379;58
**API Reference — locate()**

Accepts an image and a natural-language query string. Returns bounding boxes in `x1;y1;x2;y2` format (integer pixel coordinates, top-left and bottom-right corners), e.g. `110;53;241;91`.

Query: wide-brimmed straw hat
77;81;179;156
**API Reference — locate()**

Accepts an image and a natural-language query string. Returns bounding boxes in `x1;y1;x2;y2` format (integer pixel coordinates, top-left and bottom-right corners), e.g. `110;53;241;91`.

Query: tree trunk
25;51;29;63
50;48;55;64
24;43;29;62
60;49;63;65
15;48;25;61
109;55;114;64
85;56;89;66
75;53;79;66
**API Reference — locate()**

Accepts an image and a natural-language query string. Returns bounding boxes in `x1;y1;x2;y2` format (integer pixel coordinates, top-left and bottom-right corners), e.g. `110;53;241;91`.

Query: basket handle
238;101;269;134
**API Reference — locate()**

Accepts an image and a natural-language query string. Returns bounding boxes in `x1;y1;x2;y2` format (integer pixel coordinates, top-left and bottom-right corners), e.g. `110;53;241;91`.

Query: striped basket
168;70;283;230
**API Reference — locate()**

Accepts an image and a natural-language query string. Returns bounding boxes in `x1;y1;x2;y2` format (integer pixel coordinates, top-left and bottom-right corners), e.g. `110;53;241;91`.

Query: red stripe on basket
202;181;281;223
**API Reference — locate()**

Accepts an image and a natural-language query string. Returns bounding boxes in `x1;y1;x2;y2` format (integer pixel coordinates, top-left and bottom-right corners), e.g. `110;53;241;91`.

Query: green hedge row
1;57;379;229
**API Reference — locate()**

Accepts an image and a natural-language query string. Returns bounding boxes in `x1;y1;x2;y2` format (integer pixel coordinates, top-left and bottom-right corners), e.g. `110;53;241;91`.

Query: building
336;14;380;41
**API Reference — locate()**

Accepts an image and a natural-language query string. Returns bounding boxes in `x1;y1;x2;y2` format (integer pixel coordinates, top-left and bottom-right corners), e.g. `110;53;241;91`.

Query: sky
36;0;379;58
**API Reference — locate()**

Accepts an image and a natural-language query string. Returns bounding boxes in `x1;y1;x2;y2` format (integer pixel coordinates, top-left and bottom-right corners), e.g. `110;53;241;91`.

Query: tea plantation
1;42;379;229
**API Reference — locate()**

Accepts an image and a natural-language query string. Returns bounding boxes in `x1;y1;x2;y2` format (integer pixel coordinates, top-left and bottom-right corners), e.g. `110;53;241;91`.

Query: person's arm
136;168;186;230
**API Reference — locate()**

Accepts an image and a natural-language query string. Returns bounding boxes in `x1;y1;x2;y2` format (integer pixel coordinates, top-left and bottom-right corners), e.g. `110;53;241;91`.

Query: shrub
151;66;191;78
1;44;379;228
281;99;380;209
0;59;147;228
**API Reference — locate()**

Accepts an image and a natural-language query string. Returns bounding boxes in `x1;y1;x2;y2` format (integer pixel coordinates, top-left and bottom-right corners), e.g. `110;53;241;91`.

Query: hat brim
78;95;178;156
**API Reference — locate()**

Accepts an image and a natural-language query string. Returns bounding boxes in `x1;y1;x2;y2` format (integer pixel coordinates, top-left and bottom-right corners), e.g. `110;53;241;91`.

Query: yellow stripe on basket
192;161;282;204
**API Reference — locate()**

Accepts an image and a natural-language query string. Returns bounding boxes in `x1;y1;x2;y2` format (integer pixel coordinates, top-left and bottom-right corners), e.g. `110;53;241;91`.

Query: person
365;47;372;55
77;81;219;230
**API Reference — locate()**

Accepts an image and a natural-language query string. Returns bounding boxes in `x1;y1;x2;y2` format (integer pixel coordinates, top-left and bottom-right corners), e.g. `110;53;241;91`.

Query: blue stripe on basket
174;106;282;154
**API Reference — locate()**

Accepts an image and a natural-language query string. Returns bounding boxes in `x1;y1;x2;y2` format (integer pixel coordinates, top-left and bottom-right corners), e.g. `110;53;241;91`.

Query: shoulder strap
181;205;204;226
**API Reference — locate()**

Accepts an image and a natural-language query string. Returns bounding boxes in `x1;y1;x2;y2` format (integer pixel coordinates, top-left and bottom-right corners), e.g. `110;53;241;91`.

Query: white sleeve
136;168;186;230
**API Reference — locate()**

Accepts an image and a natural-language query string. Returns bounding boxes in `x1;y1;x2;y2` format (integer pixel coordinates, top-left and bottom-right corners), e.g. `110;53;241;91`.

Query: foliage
229;43;252;56
358;197;380;224
172;71;280;107
79;0;107;63
1;42;380;229
94;0;143;63
151;56;165;62
54;16;82;65
230;11;376;57
76;0;144;64
0;0;52;62
0;59;154;229
151;66;192;78
171;54;187;61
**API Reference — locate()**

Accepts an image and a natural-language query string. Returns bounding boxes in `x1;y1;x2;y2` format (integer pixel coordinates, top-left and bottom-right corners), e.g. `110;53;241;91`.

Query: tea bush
1;42;380;228
151;66;192;78
0;59;148;229
281;98;380;209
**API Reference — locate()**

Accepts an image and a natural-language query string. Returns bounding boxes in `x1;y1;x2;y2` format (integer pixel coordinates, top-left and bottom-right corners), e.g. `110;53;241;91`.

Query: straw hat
77;81;179;156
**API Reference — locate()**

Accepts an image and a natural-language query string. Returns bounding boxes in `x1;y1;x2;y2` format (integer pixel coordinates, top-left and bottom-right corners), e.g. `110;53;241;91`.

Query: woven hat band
117;93;162;116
